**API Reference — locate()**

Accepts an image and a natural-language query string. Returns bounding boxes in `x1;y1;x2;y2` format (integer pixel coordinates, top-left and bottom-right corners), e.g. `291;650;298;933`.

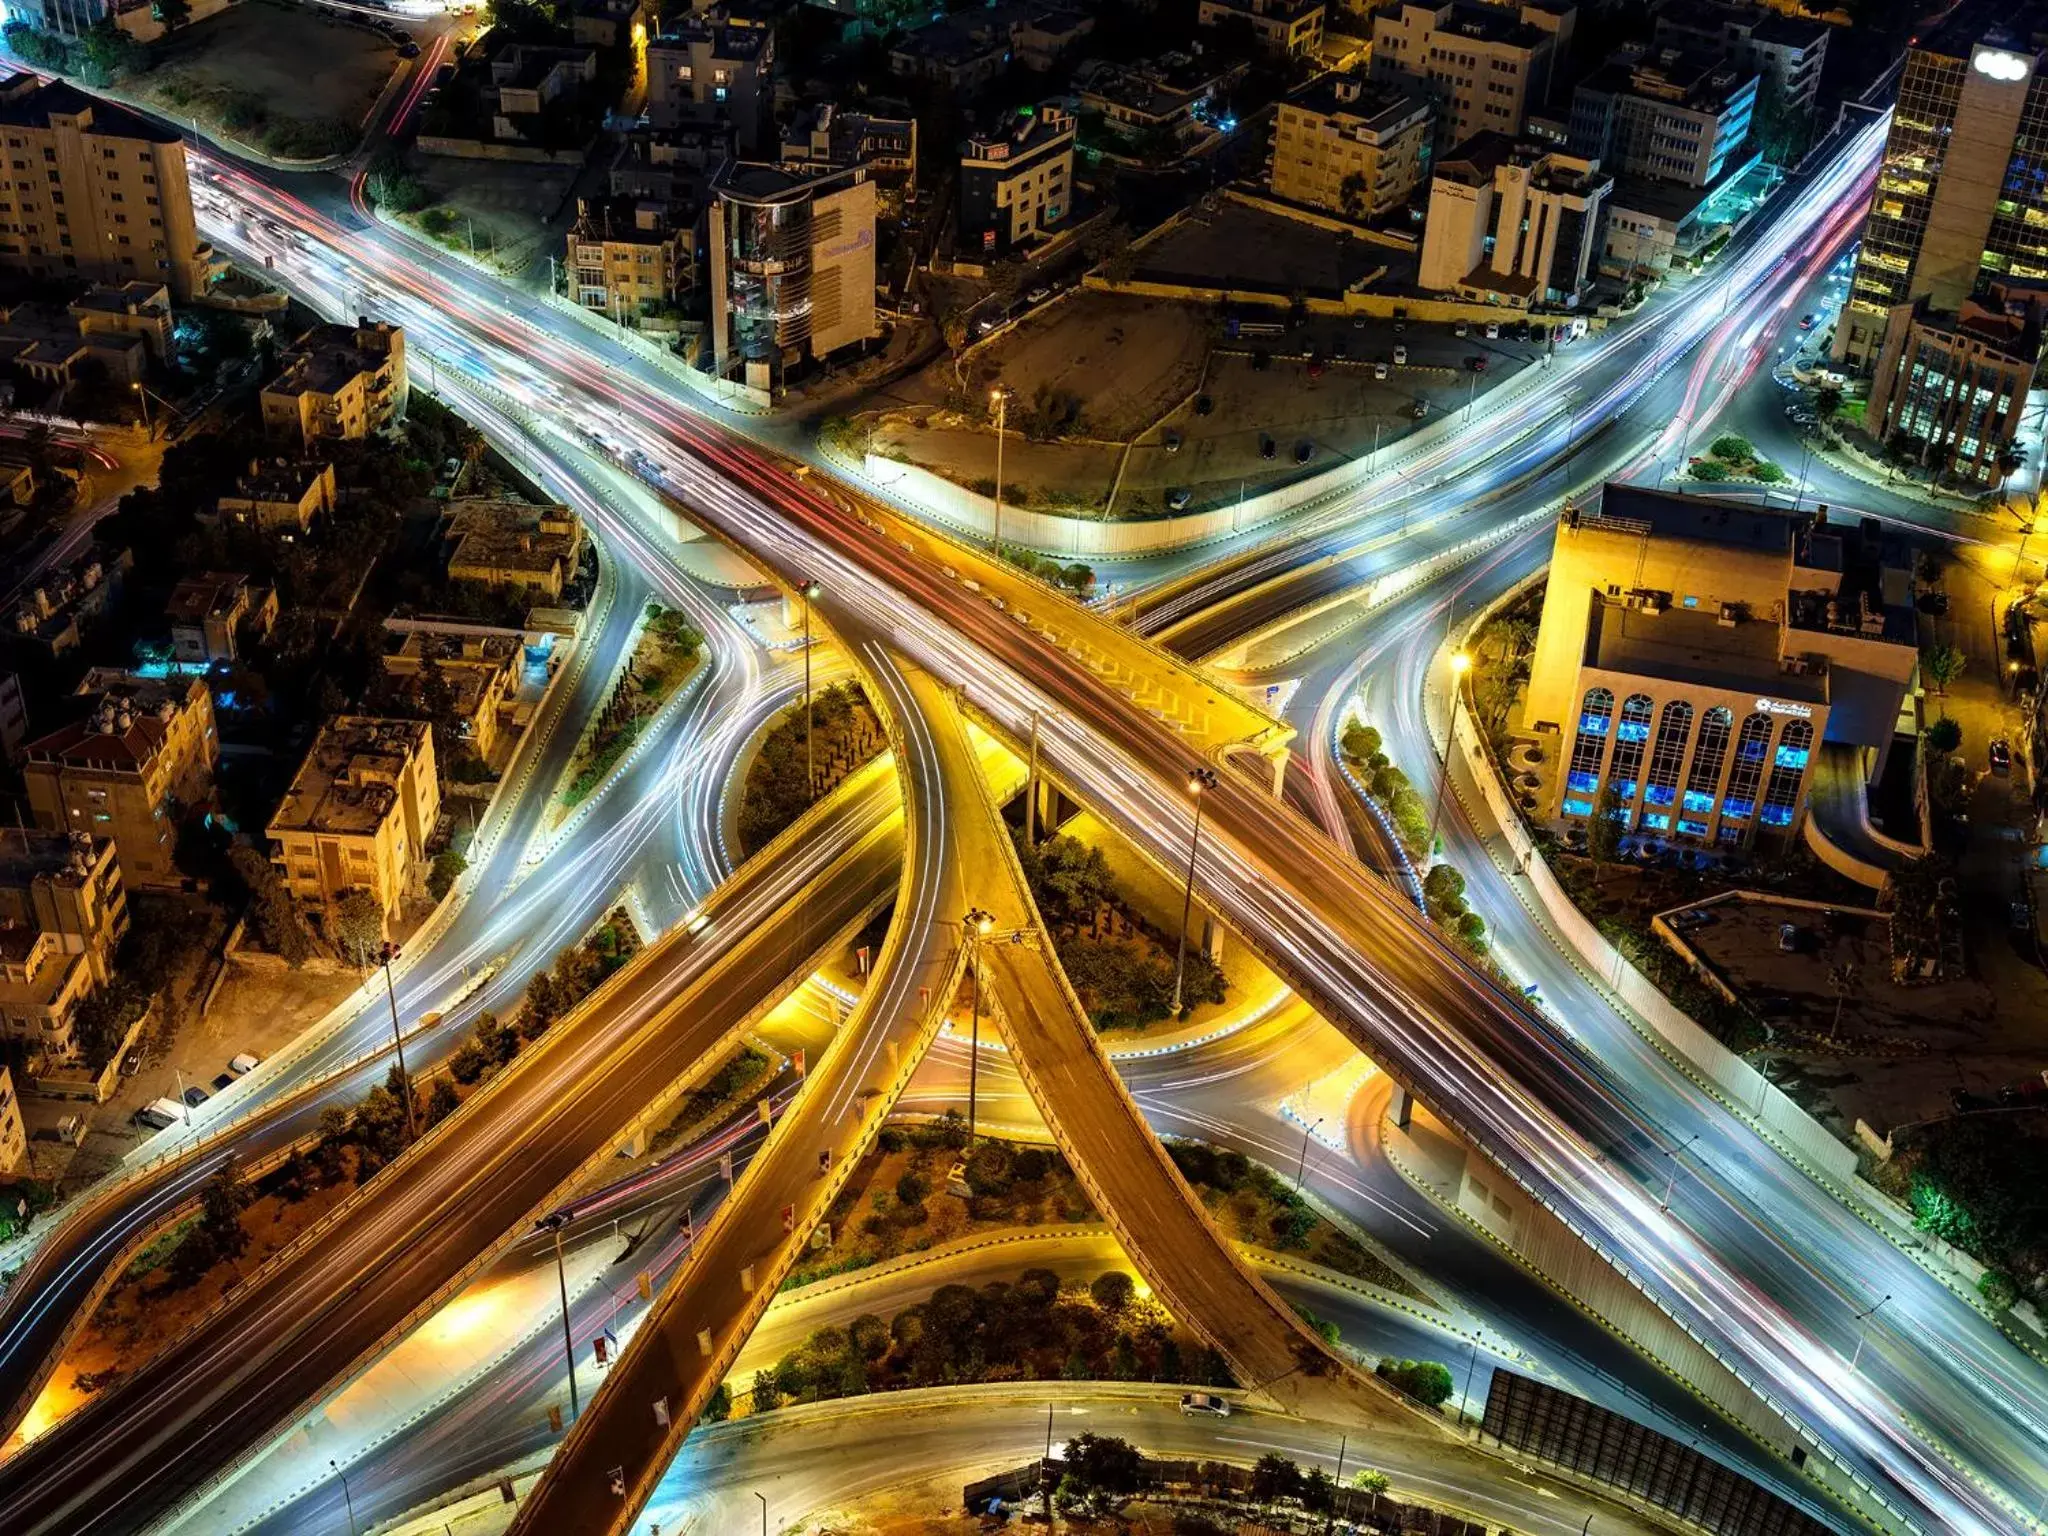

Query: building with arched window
1526;485;1920;852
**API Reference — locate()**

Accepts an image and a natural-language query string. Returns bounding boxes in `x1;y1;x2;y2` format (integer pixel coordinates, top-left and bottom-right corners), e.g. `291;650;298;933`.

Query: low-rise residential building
610;123;734;202
781;102;918;190
1866;283;2048;487
1419;132;1610;305
0;447;35;507
1198;0;1324;55
567;195;698;320
647;4;776;152
0;300;146;387
23;670;216;891
269;716;441;928
0;1066;23;1174
1568;43;1758;188
443;497;585;602
1524;486;1919;850
888;14;1013;92
261;321;408;447
1012;7;1095;71
1074;52;1247;148
67;280;173;360
571;0;649;47
959;103;1075;255
209;457;336;535
491;44;598;122
0;825;125;1074
1268;73;1432;221
1369;0;1566;150
381;630;520;762
165;571;276;666
4;544;130;661
1653;2;1828;120
0;74;220;301
708;161;878;396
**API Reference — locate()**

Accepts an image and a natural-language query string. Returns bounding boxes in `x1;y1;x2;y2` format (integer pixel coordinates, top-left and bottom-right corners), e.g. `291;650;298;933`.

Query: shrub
1089;1270;1136;1315
1924;717;1961;755
1376;1356;1455;1406
1687;460;1731;482
1709;433;1755;462
1753;460;1787;483
895;1169;931;1206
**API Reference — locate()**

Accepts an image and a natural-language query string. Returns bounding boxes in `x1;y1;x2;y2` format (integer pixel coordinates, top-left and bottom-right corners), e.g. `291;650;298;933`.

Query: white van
1392;344;1408;365
1180;1392;1231;1418
229;1053;262;1076
136;1098;185;1130
55;1114;85;1145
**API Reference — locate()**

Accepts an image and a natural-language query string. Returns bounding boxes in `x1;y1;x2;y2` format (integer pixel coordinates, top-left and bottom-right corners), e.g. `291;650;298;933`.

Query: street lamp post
1424;653;1473;859
989;388;1008;557
1459;1329;1482;1428
963;908;995;1145
1294;1116;1324;1191
798;578;821;795
537;1210;581;1421
1850;1294;1891;1371
756;1490;768;1536
330;1459;358;1536
376;941;416;1142
1171;767;1220;1016
1660;1134;1699;1210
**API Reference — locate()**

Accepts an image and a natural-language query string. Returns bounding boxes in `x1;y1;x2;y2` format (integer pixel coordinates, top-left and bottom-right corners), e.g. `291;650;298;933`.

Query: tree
1814;386;1843;425
1455;911;1487;952
422;1078;461;1127
1709;433;1755;463
230;845;314;966
1422;864;1467;924
1921;643;1966;711
522;970;564;1039
199;1158;251;1264
1089;1270;1135;1316
1376;1356;1455;1407
428;848;468;900
1995;443;2027;491
1924;716;1962;755
1058;1433;1141;1516
1827;961;1859;1041
332;889;386;968
1587;778;1624;873
1338;170;1369;220
1352;1468;1390;1495
1252;1452;1304;1504
1753;461;1787;483
1341;720;1382;764
895;1169;930;1206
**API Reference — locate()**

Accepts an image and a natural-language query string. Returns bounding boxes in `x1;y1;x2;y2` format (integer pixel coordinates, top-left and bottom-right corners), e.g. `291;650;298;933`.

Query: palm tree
1994;443;2027;493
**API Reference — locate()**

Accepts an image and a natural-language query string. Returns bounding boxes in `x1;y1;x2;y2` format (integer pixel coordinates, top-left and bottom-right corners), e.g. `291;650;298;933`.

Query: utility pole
1850;1294;1891;1371
541;1212;581;1420
1294;1116;1324;1191
377;941;416;1142
1325;1434;1346;1535
963;909;994;1144
1425;653;1472;859
1024;710;1040;845
1171;767;1219;1015
799;578;821;796
330;1460;358;1536
989;386;1008;557
1660;1134;1699;1210
1459;1329;1483;1428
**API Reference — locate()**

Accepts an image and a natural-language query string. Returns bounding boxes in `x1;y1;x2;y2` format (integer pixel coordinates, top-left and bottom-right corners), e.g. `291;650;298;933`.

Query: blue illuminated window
1760;804;1795;826
1682;789;1715;814
1563;797;1593;816
1682;595;1699;608
1616;720;1650;743
1579;712;1610;735
1774;744;1810;771
1641;813;1671;830
1612;779;1638;800
1567;770;1599;793
1717;825;1746;846
1723;798;1753;821
1645;784;1676;807
1677;818;1708;837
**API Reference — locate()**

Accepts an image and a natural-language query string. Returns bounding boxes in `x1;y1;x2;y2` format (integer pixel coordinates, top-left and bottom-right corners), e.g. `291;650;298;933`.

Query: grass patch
563;605;703;807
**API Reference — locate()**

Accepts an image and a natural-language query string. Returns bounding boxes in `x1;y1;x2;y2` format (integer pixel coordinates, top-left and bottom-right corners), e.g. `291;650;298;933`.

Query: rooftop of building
651;6;770;56
1435;129;1607;191
1381;0;1553;50
1581;42;1757;111
222;456;333;503
165;571;257;626
0;829;113;892
1204;0;1324;19
1585;595;1830;702
23;672;205;774
572;193;687;245
1786;513;1917;647
386;628;522;667
444;497;579;536
1283;71;1428;131
0;73;181;143
268;321;401;399
890;15;1010;64
1914;1;2048;66
1904;281;2048;361
5;544;129;642
714;157;867;204
68;281;172;319
269;716;429;838
1576;483;1799;553
962;102;1076;162
1074;50;1243;113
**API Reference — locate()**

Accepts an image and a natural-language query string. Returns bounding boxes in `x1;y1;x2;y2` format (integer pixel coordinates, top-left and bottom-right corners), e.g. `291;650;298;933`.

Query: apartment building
1198;0;1325;56
165;571;276;666
647;5;776;152
1369;0;1566;149
888;14;1013;93
1268;73;1432;221
209;457;336;535
260;321;408;447
1525;486;1919;849
610;123;734;202
1652;2;1829;118
1834;15;2048;370
443;497;585;602
567;195;698;320
67;280;172;360
381;630;520;762
959;104;1076;255
781;103;918;192
709;161;878;396
0;296;146;385
1866;282;2048;485
0;829;124;1066
0;672;28;764
268;716;441;928
0;74;217;301
0;1067;22;1175
4;544;130;662
22;671;216;891
1074;52;1248;148
1568;44;1759;189
1420;132;1610;304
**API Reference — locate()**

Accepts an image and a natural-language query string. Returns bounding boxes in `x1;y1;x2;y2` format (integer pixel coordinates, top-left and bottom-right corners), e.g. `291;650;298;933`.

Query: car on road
1799;313;1816;329
1163;429;1182;453
1990;737;2012;775
398;39;421;57
120;1047;143;1077
1166;488;1192;510
1777;923;1800;953
1294;441;1313;464
1259;435;1276;459
1025;285;1050;303
1181;1392;1231;1417
1373;361;1389;380
183;1085;210;1109
1392;344;1407;365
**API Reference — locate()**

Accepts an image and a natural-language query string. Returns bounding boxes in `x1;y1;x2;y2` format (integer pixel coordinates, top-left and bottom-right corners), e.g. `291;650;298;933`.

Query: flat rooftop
270;716;428;838
1586;597;1829;703
1583;483;1799;555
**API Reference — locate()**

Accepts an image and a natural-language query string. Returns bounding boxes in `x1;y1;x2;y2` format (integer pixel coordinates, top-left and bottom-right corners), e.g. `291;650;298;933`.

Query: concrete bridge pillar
1389;1084;1413;1129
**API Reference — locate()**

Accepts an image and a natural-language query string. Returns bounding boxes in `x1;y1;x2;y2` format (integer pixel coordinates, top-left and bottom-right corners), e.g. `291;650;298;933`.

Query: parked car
1180;1392;1231;1418
1484;322;1500;339
1163;429;1182;453
1454;321;1469;338
136;1098;184;1130
1410;400;1429;419
1293;441;1313;464
120;1047;143;1077
1194;394;1214;415
1991;738;2013;774
398;39;421;57
1166;488;1192;510
1259;435;1276;460
1393;344;1408;365
1026;285;1051;303
1373;361;1389;380
183;1085;210;1109
231;1052;262;1075
1799;313;1817;329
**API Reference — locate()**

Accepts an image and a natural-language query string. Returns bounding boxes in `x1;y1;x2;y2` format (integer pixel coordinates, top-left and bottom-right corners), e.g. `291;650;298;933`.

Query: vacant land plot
138;1;397;160
1138;202;1403;297
402;154;580;279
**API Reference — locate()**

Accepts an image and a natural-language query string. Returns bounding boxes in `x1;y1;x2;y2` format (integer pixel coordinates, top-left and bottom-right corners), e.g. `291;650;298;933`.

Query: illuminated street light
1424;653;1472;859
963;908;997;1144
989;387;1009;558
1171;767;1220;1016
798;578;822;794
329;1459;358;1536
536;1209;581;1422
376;941;416;1143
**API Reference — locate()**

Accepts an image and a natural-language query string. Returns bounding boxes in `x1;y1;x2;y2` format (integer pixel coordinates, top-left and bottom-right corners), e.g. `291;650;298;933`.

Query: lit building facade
1866;282;2047;484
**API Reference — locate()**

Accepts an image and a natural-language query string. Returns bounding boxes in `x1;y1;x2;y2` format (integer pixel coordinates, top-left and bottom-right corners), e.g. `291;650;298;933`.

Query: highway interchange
0;55;2041;1536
